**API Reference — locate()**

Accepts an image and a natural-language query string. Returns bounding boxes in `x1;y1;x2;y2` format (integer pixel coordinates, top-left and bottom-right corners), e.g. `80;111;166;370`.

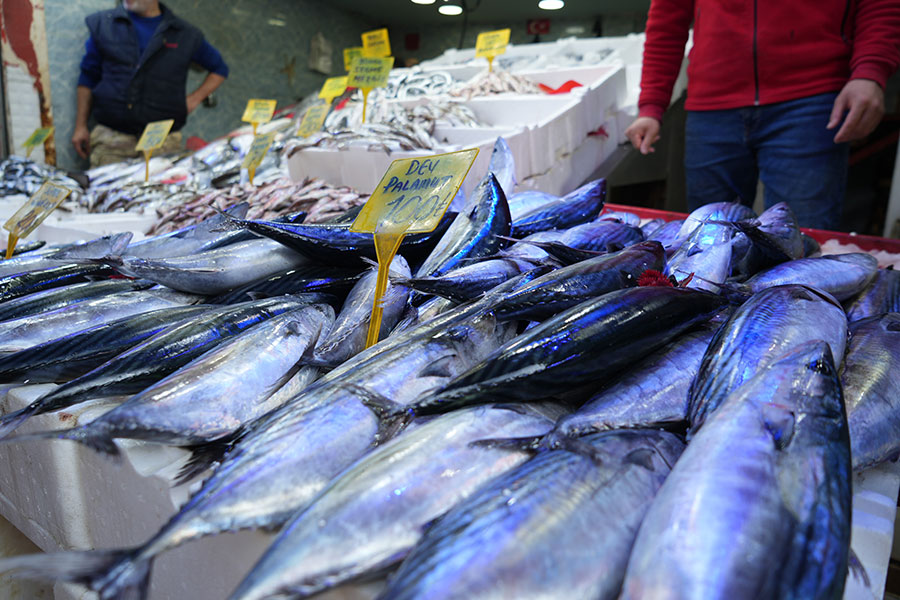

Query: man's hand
625;117;661;155
828;79;885;144
186;93;202;114
72;125;91;159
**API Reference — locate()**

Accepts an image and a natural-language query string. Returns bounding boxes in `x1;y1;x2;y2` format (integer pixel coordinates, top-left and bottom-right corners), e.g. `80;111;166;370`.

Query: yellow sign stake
350;147;479;347
135;119;174;182
348;56;394;125
3;181;72;258
241;131;277;185
23;126;54;159
476;28;511;72
361;28;391;58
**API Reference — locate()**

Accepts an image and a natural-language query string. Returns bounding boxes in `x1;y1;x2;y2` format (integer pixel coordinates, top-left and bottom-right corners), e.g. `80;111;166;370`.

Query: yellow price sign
134;119;175;181
3;181;71;258
23;126;54;158
241;131;277;185
348;56;394;124
476;28;511;72
361;28;391;58
297;104;330;138
319;76;348;101
241;99;277;136
135;119;174;152
343;47;363;72
350;148;479;348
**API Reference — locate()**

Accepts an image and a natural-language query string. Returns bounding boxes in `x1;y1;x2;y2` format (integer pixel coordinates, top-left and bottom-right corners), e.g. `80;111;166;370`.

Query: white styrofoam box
518;131;619;197
0;513;53;599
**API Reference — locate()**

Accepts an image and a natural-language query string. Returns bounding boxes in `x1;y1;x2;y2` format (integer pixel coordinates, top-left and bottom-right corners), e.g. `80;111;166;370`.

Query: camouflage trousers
89;123;184;167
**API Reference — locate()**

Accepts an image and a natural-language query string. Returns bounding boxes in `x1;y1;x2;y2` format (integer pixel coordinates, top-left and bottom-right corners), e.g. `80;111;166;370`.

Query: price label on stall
135;119;174;181
475;28;511;72
361;28;391;58
319;76;348;101
241;99;277;136
3;181;71;258
297;104;330;138
348;56;394;124
241;131;277;185
350;147;479;348
343;47;363;72
22;126;54;159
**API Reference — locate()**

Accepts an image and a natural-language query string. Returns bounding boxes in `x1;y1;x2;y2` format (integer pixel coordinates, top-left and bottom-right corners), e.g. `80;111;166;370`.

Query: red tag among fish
537;80;583;95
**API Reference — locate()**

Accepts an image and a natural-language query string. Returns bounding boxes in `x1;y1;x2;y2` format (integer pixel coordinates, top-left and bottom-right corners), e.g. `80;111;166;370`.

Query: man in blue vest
72;0;228;166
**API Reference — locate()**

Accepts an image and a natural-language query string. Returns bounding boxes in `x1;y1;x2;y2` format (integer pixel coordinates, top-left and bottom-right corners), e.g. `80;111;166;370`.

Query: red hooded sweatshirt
638;0;900;121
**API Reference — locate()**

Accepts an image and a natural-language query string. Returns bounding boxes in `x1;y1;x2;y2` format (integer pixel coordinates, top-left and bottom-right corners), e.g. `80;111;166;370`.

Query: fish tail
4;424;121;457
0;405;39;440
175;427;248;486
469;434;546;453
0;547;150;600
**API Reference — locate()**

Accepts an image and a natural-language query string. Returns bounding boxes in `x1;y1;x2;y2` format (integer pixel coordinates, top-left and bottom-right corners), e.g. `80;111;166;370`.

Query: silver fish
736;253;879;301
842;313;900;470
228;404;556;600
110;239;309;295
488;137;517;200
0;288;201;354
313;256;410;366
28;304;334;448
688;284;848;433
508;190;559;222
673;201;756;248
622;341;851;600
844;268;900;321
380;429;684;600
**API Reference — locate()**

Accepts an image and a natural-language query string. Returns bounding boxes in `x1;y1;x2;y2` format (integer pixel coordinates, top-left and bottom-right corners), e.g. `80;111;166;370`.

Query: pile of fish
367;69;456;101
0;156;85;204
449;69;544;99
0;137;896;600
286;99;485;154
146;176;369;235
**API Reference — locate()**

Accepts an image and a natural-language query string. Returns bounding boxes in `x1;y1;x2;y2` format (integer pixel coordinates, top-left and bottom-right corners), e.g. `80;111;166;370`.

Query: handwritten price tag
361;28;391;58
350;148;479;348
23;127;54;158
319;76;348;101
344;47;363;72
297;104;330;138
349;56;394;124
241;131;277;185
135;119;174;152
241;99;277;125
4;181;71;257
476;28;511;71
476;28;511;58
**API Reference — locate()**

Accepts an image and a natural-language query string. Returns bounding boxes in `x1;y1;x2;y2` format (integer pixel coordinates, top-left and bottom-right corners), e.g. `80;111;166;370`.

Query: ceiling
327;0;650;27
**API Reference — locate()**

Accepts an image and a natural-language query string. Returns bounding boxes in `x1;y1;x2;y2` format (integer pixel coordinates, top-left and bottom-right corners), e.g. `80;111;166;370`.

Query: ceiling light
538;0;565;9
411;0;435;4
438;1;463;15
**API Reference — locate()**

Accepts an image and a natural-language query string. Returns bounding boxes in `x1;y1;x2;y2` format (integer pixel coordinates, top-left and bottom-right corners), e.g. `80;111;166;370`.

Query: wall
391;12;648;65
44;0;374;170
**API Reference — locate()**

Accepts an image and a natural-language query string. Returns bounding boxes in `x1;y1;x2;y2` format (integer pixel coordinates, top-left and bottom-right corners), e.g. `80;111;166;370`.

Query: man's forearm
187;73;226;107
75;85;93;128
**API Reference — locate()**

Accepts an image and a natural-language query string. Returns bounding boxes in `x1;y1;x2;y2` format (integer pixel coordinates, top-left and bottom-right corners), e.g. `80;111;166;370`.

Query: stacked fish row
0;138;896;599
449;69;544;100
0;156;85;205
145;176;369;235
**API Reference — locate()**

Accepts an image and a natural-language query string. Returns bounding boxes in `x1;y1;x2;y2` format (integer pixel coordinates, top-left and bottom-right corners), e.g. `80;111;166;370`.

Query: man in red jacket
625;0;900;230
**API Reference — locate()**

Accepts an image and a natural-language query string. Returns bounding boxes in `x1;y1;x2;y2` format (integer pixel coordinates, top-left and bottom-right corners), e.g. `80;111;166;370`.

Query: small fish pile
0;156;84;204
87;180;202;214
0;138;896;600
146;176;369;235
369;69;455;100
450;69;544;99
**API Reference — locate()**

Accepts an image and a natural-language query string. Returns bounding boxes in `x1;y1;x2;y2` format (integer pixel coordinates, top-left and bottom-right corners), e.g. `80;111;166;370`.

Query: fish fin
418;355;456;379
495;234;524;244
760;402;795;451
469;435;545;453
175;428;246;486
607;242;625;253
849;549;871;588
624;448;657;471
359;256;380;270
4;425;122;457
341;383;412;445
245;291;273;301
0;547;148;600
556;437;608;465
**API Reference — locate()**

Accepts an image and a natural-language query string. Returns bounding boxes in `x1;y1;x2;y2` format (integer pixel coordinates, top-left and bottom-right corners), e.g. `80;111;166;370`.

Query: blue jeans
685;93;849;231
